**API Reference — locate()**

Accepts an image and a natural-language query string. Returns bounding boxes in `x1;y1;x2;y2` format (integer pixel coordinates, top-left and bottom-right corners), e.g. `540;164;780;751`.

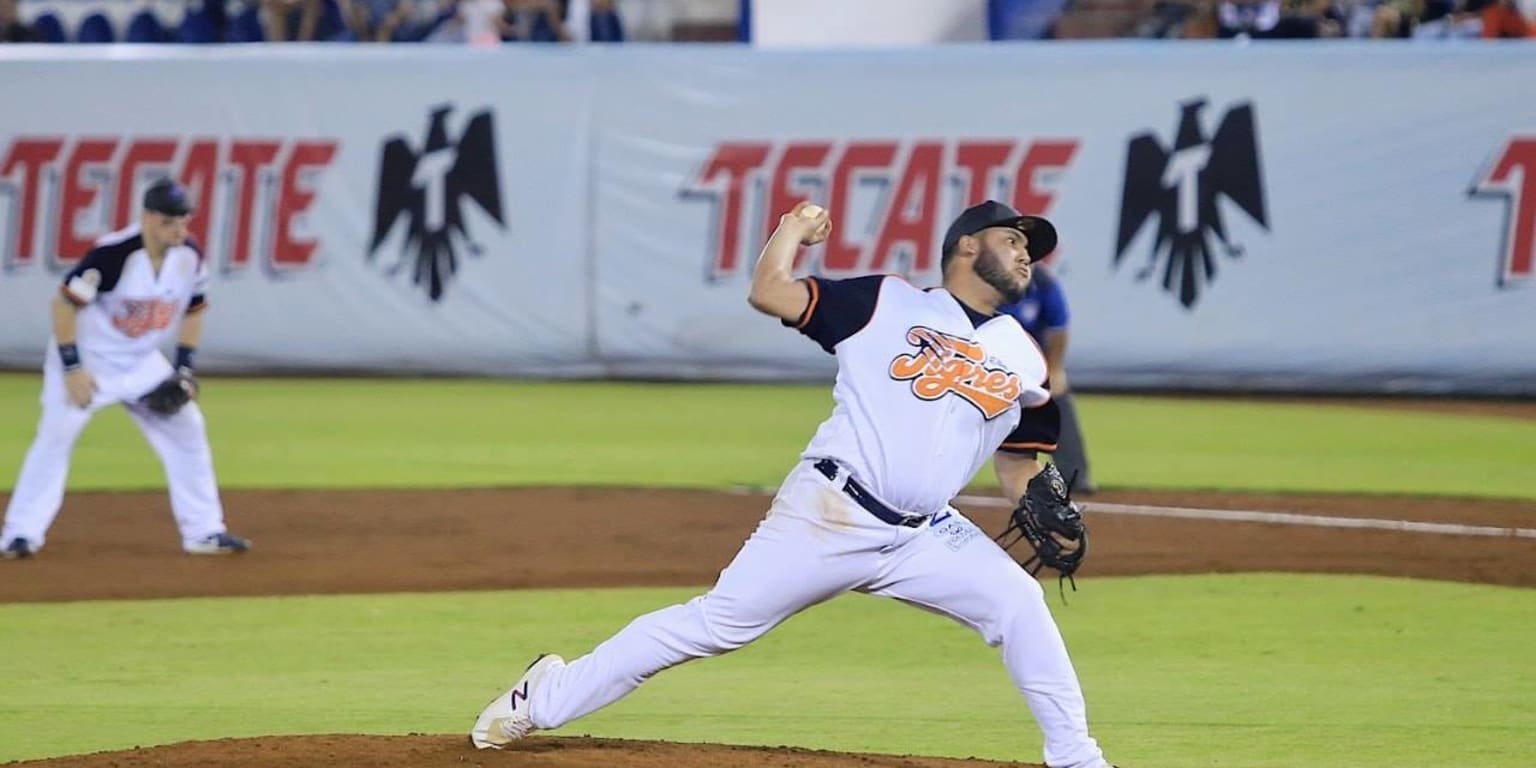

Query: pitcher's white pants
1;351;229;552
527;460;1107;768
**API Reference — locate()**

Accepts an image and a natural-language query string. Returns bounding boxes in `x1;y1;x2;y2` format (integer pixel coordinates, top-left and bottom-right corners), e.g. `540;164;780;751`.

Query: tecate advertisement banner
2;45;1534;393
592;45;1536;393
0;49;595;375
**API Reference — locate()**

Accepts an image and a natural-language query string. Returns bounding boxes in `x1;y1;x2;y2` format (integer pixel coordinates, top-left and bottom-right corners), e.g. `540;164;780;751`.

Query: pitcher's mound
7;735;1045;768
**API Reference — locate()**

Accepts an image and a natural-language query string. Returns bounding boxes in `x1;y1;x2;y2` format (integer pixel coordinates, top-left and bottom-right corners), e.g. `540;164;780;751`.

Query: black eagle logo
1115;99;1268;308
370;105;505;301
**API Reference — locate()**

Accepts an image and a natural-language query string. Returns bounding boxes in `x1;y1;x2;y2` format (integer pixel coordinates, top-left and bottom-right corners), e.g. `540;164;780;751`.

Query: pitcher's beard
975;252;1029;304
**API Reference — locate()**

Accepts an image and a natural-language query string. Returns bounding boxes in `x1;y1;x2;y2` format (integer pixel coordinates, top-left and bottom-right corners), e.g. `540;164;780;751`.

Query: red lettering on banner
1012;141;1078;217
227;140;282;270
179;139;220;252
1;135;337;270
954;141;1014;209
684;136;1082;279
56;138;120;263
1473;137;1536;286
693;143;772;277
824;141;897;272
113;139;178;227
273;141;338;268
1;138;64;266
871;141;943;273
765;141;833;262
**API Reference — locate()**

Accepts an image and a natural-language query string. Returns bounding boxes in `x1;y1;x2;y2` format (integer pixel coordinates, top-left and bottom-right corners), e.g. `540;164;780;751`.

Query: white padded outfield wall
1;45;1533;393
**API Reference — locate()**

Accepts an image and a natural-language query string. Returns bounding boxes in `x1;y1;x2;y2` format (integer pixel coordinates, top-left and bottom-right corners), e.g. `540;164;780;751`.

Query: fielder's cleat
1;537;35;560
184;532;251;555
470;653;563;749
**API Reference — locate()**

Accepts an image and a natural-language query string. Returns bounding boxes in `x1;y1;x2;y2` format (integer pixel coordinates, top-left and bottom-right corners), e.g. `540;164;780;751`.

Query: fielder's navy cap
143;178;192;217
941;200;1058;262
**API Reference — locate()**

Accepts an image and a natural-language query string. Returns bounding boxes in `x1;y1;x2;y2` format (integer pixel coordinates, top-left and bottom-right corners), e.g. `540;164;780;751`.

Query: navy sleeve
998;398;1061;455
59;239;133;306
1036;276;1069;331
786;275;885;353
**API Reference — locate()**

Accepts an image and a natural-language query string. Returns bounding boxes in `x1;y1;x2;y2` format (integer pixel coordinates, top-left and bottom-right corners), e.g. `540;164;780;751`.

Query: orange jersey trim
794;277;820;330
1000;441;1057;452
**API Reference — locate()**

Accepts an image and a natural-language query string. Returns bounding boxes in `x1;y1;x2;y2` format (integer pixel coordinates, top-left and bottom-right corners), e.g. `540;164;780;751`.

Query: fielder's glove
140;369;198;416
995;463;1089;593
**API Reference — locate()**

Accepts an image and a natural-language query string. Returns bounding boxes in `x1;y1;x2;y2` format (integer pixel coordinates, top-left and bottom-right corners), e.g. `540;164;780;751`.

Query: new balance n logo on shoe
509;681;530;709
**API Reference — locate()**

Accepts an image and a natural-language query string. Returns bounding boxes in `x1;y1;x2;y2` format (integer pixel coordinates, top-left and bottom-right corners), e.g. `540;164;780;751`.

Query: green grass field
1;374;1533;499
0;576;1532;767
1;373;1533;767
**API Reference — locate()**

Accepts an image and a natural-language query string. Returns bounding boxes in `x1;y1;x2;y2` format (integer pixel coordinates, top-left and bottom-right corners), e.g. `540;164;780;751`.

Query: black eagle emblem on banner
1115;99;1268;309
370;105;505;301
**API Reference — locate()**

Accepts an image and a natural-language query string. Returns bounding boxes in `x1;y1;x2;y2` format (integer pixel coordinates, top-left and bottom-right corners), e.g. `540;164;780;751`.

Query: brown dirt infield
4;735;1071;768
3;484;1533;767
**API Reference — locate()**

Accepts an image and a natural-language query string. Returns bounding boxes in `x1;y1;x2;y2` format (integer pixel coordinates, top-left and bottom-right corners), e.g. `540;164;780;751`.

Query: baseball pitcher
0;178;250;559
472;200;1113;768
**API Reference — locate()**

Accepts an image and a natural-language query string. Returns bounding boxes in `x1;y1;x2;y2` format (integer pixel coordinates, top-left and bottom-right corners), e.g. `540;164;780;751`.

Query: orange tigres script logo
888;326;1022;419
112;300;176;338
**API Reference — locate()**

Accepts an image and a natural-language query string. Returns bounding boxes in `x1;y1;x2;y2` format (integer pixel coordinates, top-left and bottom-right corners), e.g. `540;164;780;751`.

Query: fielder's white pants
1;349;229;551
527;460;1107;768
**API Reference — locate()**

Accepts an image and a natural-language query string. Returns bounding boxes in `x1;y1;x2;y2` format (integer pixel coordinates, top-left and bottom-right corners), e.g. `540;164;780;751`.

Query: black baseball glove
140;369;198;416
995;463;1089;589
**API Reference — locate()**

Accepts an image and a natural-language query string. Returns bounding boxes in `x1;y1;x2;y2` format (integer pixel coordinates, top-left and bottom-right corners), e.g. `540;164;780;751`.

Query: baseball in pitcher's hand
64;368;95;409
777;201;832;246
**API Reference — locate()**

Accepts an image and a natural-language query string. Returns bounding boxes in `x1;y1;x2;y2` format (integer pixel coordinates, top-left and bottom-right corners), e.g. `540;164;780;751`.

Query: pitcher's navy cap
941;200;1057;262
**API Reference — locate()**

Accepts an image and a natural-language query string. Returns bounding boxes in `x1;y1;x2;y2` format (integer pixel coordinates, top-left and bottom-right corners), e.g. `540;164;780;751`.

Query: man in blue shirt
999;263;1097;494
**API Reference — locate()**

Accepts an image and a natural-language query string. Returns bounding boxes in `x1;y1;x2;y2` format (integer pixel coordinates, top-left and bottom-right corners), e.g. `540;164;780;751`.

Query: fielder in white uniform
472;200;1114;768
0;178;250;559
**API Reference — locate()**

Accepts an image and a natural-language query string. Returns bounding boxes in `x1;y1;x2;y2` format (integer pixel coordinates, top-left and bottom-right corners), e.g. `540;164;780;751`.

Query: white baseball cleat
470;653;563;749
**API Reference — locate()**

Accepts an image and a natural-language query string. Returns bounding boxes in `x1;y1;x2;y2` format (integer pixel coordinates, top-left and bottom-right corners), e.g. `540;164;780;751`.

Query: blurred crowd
1135;0;1533;38
0;0;624;43
2;0;1530;43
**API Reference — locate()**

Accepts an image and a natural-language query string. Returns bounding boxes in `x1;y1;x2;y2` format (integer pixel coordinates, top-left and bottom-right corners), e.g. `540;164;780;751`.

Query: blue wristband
58;343;80;371
174;345;196;372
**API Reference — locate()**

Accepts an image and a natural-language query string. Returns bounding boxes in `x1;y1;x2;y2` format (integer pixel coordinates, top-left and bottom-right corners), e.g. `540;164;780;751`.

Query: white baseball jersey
499;272;1109;768
793;275;1060;516
59;225;208;370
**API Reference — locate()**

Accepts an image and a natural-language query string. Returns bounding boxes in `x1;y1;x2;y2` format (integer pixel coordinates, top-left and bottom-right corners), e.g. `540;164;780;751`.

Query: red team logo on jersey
111;299;177;338
888;326;1022;420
